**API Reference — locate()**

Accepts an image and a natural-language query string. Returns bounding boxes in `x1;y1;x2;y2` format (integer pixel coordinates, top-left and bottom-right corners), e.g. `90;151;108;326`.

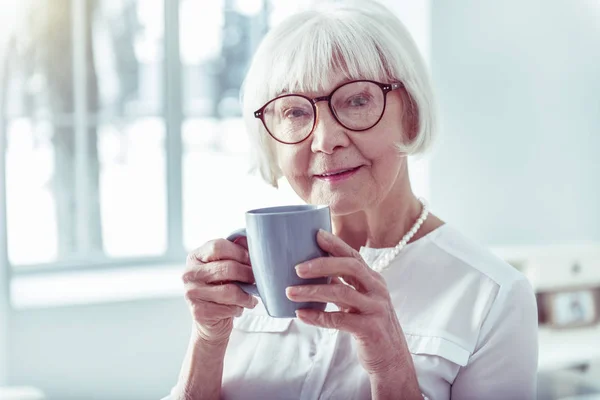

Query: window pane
5;117;168;266
179;0;223;116
3;0;75;120
99;118;167;257
6;119;58;265
180;0;270;117
94;0;164;117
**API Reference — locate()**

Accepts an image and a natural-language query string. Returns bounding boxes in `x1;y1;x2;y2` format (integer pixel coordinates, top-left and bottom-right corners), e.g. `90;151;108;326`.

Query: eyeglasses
254;80;404;145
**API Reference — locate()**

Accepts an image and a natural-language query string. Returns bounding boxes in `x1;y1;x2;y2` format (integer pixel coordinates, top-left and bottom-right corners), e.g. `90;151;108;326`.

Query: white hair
241;0;438;187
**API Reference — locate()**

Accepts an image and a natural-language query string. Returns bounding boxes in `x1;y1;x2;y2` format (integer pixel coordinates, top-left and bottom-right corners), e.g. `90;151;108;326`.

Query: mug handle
226;228;260;298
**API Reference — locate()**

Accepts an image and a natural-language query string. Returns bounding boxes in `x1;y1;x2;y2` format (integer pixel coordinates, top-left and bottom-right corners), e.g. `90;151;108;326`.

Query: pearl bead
369;198;429;273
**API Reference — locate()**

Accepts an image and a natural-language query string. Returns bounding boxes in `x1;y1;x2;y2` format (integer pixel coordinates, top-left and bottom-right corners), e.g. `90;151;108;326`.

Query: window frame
1;0;186;275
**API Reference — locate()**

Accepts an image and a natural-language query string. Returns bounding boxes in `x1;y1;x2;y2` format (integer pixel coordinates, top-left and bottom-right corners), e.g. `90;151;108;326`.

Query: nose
310;102;350;154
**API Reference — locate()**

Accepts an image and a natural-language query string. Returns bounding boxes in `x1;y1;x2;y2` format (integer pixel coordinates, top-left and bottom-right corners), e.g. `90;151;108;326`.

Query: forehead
266;43;392;100
279;79;388;102
276;73;366;98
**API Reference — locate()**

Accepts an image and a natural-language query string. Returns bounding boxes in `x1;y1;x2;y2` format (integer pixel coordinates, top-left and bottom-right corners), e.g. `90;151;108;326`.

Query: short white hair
241;0;437;187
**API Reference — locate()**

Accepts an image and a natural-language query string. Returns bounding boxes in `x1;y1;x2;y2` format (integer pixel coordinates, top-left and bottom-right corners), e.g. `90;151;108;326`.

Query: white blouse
164;224;538;400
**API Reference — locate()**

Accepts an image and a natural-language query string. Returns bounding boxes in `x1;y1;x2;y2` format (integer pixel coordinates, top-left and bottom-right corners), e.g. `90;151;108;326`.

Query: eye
347;95;370;107
284;108;310;119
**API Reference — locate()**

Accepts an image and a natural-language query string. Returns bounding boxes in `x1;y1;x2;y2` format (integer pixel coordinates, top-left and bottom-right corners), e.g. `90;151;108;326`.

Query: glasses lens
331;81;385;130
262;95;314;143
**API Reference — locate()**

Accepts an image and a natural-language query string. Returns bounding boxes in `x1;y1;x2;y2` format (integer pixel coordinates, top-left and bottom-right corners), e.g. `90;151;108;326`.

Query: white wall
9;298;191;400
379;0;431;64
429;0;600;246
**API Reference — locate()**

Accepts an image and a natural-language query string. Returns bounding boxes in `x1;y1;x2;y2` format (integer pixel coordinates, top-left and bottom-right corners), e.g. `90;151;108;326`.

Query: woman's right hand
183;237;258;345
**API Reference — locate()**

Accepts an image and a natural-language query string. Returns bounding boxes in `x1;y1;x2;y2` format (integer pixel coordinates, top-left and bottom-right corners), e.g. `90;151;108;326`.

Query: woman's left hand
286;229;418;383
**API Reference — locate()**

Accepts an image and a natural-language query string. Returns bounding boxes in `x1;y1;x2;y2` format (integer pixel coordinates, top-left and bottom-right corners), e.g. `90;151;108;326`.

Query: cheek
275;145;322;202
354;133;397;167
367;149;401;187
353;132;404;185
275;145;313;192
276;146;302;175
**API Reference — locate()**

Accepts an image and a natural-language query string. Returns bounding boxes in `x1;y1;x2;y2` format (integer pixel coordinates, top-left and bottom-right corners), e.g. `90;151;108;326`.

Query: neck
331;166;423;250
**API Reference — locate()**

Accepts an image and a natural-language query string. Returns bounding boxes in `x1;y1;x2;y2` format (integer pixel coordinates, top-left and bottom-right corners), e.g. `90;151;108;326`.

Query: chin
312;193;365;217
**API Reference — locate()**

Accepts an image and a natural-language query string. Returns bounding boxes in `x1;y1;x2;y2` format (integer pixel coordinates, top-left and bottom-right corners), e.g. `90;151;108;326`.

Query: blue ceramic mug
227;205;332;318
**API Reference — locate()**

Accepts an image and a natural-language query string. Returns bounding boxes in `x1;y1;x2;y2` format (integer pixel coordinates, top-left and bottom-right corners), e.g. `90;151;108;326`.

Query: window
2;0;168;268
1;0;429;273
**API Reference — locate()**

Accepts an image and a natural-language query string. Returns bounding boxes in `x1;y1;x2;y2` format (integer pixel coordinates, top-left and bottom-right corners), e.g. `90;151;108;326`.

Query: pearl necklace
370;198;429;273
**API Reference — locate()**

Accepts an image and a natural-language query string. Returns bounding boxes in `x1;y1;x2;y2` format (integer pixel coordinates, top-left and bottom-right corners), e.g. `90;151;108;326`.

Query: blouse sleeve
451;277;539;400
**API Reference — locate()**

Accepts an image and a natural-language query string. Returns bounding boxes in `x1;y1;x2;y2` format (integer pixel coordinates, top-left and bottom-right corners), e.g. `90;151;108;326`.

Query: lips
313;166;363;182
316;166;361;177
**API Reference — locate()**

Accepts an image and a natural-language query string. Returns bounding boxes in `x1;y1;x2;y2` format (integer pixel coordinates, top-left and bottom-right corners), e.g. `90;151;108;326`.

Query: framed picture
543;288;600;329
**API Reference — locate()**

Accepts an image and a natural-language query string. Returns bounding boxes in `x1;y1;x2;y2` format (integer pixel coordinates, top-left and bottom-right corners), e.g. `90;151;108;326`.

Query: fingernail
318;229;329;240
286;286;298;299
295;263;309;276
251;297;259;307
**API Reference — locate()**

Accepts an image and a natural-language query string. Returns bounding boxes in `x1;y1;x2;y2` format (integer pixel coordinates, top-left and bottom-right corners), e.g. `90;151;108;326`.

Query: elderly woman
164;1;538;399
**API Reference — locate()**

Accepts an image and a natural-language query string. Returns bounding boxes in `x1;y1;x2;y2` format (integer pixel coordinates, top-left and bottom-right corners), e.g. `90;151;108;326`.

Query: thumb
232;236;249;251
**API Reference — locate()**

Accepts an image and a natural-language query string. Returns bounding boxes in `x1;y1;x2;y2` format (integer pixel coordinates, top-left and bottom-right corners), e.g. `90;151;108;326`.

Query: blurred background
0;0;598;399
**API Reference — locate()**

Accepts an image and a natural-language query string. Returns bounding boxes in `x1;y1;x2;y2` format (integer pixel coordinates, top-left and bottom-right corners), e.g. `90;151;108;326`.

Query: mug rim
246;204;329;216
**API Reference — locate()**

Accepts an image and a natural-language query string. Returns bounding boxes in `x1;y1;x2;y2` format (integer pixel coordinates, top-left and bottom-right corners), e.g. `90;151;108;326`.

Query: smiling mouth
315;166;362;179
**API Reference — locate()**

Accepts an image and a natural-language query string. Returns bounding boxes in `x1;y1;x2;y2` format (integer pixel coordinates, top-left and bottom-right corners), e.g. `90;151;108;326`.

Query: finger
286;283;375;313
191;301;244;322
296;309;363;334
188;239;251;266
316;229;360;259
315;230;378;291
183;260;254;285
329;277;352;312
296;256;378;294
186;282;258;309
330;276;349;286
